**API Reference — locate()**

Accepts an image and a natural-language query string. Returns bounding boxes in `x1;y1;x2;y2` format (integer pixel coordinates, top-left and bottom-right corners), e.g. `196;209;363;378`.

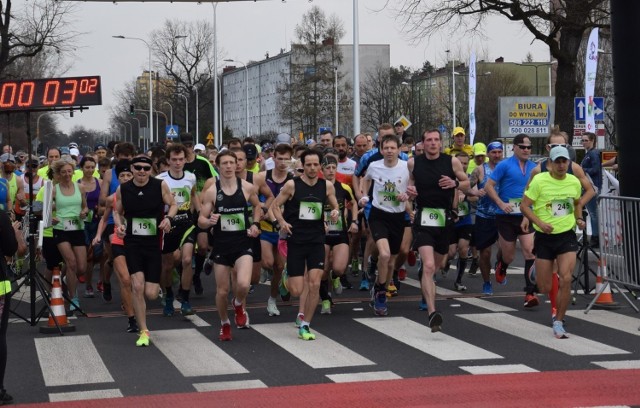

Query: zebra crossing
12;296;640;404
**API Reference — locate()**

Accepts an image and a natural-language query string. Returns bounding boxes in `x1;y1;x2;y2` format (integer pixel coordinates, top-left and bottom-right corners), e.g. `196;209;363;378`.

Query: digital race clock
0;76;102;111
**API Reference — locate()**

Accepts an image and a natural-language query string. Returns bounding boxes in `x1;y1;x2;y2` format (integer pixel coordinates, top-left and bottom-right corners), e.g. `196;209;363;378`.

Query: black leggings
0;294;10;389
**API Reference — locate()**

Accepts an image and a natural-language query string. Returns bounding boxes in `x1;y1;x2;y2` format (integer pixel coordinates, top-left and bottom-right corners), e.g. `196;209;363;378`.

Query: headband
487;141;503;152
115;160;132;176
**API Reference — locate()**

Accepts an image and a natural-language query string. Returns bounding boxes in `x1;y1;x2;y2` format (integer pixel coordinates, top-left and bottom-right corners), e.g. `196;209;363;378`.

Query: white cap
194;143;206;152
70;148;80;157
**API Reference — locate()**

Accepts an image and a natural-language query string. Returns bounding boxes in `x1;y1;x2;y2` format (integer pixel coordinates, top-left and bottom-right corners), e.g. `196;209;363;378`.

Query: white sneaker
267;297;280;316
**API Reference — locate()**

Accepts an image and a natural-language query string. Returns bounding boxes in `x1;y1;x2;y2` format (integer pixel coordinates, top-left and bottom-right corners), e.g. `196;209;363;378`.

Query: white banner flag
468;52;477;145
585;28;599;134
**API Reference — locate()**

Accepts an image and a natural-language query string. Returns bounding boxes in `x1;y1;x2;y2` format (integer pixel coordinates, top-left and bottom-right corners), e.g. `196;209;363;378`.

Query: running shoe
332;277;343;295
84;285;95;298
219;323;232;341
0;389;14;406
70;297;80;312
233;298;249;328
103;283;112;302
387;281;398;297
428;311;443;332
163;297;174;317
279;269;290;298
419;298;427;311
373;291;388;316
203;259;213;276
351;258;360;276
295;313;304;328
136;330;150;347
193;274;203;295
320;299;332;315
553;320;568;339
524;294;539;308
340;274;353;290
454;282;467;291
248;285;255;295
267;297;280;316
482;281;493;295
407;251;417;267
181;301;194;316
468;257;479;276
495;260;507;285
359;277;370;291
398;268;407;281
298;325;316;340
97;280;104;293
127;319;139;334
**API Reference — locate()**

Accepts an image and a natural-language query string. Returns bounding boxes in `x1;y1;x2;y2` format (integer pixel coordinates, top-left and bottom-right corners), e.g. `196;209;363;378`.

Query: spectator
580;132;602;248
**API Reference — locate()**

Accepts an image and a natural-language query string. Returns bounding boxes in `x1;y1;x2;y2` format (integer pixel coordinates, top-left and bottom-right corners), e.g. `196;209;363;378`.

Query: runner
156;144;198;317
93;160;138;333
77;156;101;298
51;159;89;313
319;155;359;315
255;143;293;317
520;146;584;338
484;134;539;307
359;134;411;316
270;149;339;340
198;150;262;341
467;141;504;295
407;129;469;331
115;155;177;347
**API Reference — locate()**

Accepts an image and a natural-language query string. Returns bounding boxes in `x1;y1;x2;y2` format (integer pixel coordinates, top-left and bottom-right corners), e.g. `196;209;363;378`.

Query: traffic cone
593;259;619;309
40;267;75;333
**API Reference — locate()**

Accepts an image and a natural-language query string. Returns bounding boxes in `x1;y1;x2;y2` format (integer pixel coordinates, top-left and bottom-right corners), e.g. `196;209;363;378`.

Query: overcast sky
54;0;549;134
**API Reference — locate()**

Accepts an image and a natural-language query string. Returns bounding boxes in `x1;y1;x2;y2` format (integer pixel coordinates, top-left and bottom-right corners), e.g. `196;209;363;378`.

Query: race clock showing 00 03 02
0;76;102;111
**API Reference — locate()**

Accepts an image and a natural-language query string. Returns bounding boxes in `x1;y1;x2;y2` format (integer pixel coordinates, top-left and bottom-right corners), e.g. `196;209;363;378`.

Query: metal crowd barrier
585;195;640;313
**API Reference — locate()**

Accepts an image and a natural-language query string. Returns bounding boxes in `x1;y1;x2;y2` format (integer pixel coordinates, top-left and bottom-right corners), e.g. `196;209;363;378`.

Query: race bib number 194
221;213;245;231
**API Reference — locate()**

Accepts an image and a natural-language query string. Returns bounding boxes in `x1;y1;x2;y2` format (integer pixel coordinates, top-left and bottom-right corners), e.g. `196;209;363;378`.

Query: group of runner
1;123;595;343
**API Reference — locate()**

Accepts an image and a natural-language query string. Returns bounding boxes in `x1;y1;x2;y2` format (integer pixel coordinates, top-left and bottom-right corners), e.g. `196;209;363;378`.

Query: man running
270;149;339;340
115;156;177;347
520;146;584;338
407;129;469;331
199;150;262;341
484;134;538;307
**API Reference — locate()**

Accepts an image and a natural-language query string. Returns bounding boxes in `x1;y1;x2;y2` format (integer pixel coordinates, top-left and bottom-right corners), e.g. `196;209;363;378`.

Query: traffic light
129;104;135;115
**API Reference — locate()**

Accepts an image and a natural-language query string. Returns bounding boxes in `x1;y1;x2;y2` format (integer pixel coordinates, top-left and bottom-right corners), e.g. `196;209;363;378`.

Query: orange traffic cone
593;259;619;309
40;267;75;333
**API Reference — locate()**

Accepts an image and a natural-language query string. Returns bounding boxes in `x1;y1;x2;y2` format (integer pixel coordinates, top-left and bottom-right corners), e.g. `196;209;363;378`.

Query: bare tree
0;0;79;79
389;0;610;142
361;64;391;132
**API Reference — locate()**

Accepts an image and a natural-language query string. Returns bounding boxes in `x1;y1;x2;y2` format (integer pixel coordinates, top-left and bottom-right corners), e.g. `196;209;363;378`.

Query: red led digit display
0;76;101;111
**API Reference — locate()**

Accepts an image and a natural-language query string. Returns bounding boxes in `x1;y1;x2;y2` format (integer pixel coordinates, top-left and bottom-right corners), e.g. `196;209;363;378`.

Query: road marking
566;310;640;336
193;380;267;392
252;323;375;369
49;389;123;402
35;335;114;387
455;297;516;312
591;360;640;369
459;364;539;375
355;317;502;361
459;313;630;356
184;314;211;327
153;329;248;377
326;371;402;383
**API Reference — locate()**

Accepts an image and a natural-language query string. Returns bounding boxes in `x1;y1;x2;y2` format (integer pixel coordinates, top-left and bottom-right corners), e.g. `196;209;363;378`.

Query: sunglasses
516;144;532;150
548;143;567;148
132;165;152;171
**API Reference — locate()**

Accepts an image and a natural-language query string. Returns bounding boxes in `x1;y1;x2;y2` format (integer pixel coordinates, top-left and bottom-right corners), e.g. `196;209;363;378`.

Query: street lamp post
334;66;339;134
136;111;149;151
163;101;173;127
194;86;199;144
124;122;132;142
212;3;220;147
113;35;154;144
179;94;189;133
224;59;249;138
131;118;141;144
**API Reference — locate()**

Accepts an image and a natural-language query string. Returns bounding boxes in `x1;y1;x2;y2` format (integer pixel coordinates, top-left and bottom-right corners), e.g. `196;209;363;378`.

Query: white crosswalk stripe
565;310;640;336
458;313;630;356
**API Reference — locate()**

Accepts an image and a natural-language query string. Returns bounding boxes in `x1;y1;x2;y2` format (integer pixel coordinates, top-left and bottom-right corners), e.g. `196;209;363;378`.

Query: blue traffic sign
574;97;604;121
438;124;447;134
166;125;179;139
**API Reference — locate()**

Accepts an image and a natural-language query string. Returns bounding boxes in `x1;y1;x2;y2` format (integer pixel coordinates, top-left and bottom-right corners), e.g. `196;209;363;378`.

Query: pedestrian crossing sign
166;125;179;139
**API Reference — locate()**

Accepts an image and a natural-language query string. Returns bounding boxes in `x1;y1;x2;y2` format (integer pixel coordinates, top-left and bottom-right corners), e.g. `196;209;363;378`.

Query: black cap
179;133;194;144
242;144;257;160
115;159;133;176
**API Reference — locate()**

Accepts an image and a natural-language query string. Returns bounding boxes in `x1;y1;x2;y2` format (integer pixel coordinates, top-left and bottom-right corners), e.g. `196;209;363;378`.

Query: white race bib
325;211;343;232
457;201;470;217
62;217;82;231
132;217;157;236
509;198;522;214
221;213;246;231
299;201;322;220
552;199;573;217
420;208;446;227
